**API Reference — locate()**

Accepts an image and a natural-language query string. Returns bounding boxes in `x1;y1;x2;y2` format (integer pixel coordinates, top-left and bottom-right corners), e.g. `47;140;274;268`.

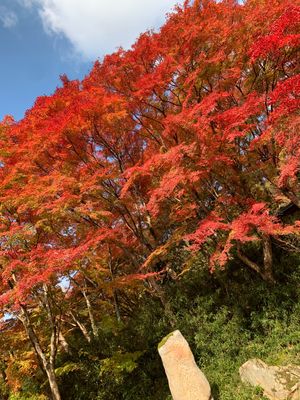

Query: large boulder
239;358;300;400
158;330;213;400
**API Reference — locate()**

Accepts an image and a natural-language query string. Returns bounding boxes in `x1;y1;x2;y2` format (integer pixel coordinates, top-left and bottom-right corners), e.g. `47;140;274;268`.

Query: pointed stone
158;330;213;400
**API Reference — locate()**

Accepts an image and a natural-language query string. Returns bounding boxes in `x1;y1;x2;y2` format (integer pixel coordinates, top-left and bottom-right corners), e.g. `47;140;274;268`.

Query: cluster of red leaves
0;0;299;307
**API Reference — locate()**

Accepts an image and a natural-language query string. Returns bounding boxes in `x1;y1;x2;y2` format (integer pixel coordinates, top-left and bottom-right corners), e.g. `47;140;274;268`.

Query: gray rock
158;330;213;400
239;358;300;400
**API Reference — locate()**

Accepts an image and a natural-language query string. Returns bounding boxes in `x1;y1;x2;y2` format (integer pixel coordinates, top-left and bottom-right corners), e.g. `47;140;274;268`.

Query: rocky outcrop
239;358;300;400
158;330;213;400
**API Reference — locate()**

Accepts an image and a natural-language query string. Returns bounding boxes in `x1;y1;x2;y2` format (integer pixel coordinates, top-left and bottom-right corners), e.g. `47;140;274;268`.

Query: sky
0;0;179;121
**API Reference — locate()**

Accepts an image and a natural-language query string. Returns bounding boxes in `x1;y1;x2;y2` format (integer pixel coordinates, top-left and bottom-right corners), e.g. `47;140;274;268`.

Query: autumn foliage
0;0;299;398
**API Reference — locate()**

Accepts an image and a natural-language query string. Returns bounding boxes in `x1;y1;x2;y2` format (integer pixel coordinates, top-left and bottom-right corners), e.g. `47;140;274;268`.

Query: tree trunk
237;242;275;284
108;251;122;323
42;285;60;374
82;289;98;337
19;305;61;400
237;245;261;275
45;366;61;400
59;331;71;354
113;289;122;323
262;234;275;283
70;311;92;343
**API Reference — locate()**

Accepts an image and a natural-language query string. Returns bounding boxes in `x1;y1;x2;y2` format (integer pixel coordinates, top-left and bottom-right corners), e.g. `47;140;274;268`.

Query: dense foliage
0;0;299;398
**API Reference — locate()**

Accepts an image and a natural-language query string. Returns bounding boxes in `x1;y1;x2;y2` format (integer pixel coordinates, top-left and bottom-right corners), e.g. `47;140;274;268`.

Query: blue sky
0;0;179;121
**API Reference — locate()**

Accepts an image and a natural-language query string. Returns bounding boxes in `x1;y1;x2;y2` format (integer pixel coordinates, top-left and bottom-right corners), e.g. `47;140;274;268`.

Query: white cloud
0;7;18;28
20;0;179;60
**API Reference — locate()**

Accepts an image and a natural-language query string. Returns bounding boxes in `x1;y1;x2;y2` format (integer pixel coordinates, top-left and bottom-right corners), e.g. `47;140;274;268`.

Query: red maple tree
0;1;299;398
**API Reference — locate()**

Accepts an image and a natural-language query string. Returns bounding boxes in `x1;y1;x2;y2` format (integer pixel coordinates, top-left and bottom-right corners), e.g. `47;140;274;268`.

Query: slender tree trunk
19;306;61;400
70;311;92;343
236;245;261;274
45;367;61;400
108;249;122;323
42;285;60;372
113;289;122;323
262;234;275;283
82;288;98;337
68;275;96;340
237;239;275;284
59;331;71;354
